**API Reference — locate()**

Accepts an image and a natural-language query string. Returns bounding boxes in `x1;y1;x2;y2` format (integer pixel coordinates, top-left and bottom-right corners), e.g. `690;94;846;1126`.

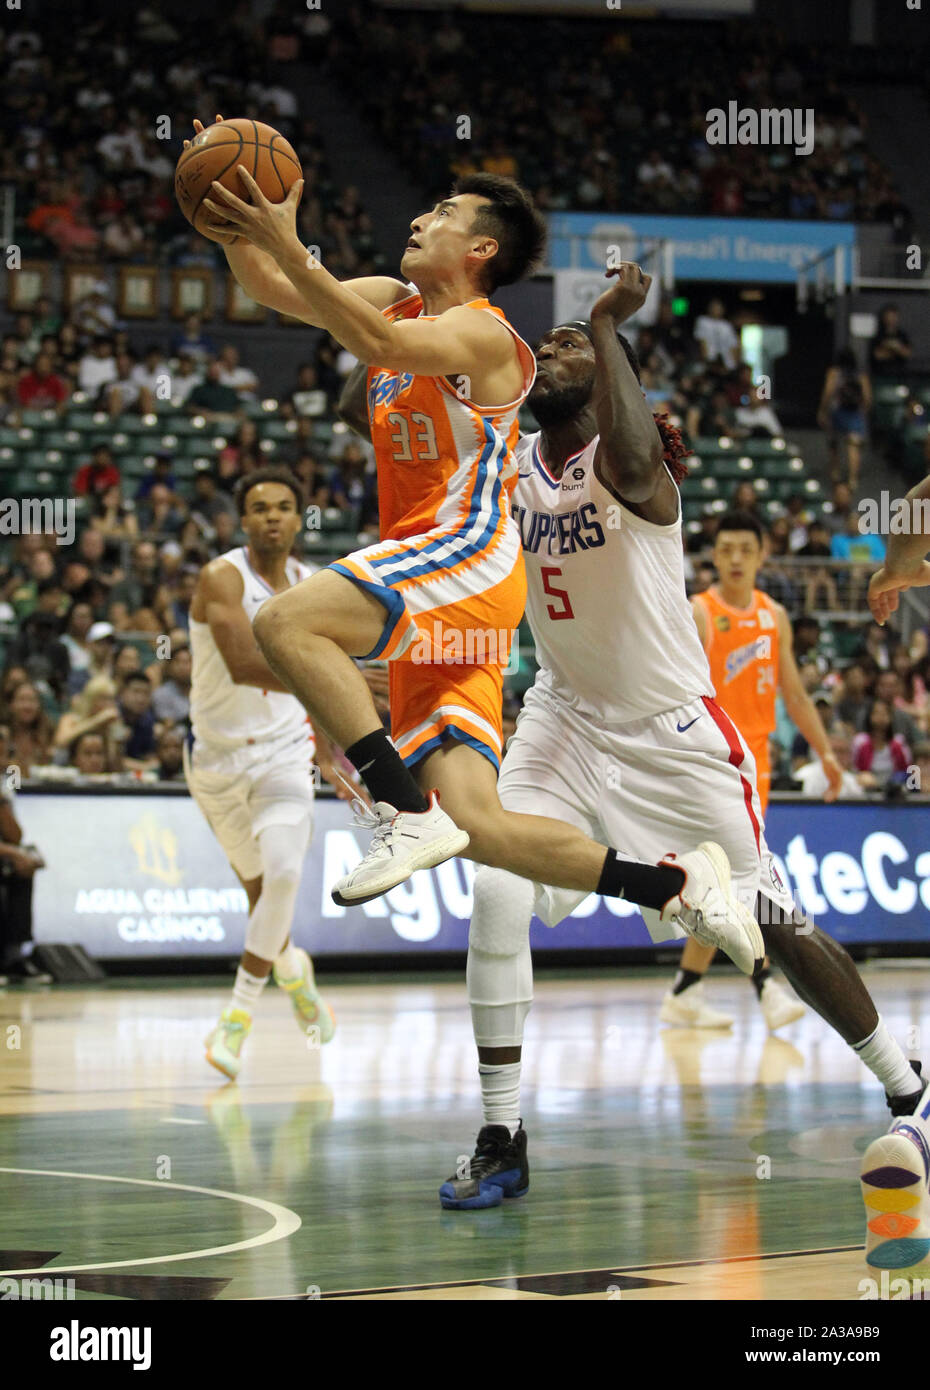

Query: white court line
158;1117;206;1125
0;1167;301;1275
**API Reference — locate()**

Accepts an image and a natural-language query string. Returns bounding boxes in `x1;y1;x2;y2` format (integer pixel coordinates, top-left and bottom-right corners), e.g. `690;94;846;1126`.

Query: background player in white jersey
435;265;924;1209
188;467;345;1078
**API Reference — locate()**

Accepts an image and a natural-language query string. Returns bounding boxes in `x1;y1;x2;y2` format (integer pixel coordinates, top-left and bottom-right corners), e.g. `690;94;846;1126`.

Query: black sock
673;968;703;996
752;965;772;999
597;850;686;910
344;728;429;813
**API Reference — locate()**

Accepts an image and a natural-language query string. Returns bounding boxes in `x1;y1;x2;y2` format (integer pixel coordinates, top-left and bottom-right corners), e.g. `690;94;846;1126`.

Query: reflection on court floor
0;966;927;1300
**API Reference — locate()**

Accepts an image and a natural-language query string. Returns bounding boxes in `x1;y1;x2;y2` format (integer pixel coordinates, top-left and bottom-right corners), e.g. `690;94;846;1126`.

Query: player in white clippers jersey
190;467;347;1079
437;263;924;1210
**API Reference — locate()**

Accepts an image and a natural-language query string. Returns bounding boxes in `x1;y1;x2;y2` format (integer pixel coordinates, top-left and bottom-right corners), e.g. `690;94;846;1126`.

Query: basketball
174;118;302;244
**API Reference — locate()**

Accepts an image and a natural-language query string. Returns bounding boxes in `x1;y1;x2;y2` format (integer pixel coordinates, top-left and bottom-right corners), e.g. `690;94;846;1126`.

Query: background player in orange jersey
196;124;759;970
660;508;845;1031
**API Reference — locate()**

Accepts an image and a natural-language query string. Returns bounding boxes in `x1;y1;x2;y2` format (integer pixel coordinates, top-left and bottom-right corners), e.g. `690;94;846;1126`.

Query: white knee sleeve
244;816;311;962
467;866;535;1050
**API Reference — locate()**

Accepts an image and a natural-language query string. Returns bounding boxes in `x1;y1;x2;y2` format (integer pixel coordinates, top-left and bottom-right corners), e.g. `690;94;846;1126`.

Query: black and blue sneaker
439;1122;529;1210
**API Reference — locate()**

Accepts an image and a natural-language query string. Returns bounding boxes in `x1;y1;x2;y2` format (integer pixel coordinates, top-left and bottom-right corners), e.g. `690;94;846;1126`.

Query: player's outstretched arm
194;560;294;693
589;264;676;521
185;120;408;325
868;473;930;625
336;362;372;442
774;603;843;801
206;169;511;380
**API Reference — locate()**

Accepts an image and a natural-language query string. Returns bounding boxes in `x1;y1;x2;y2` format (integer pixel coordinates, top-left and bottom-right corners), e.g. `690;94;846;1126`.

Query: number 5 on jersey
540;566;575;620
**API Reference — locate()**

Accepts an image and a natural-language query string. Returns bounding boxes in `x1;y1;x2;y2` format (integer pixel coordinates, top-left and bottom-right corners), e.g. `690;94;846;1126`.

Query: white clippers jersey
189;546;314;754
512;433;713;725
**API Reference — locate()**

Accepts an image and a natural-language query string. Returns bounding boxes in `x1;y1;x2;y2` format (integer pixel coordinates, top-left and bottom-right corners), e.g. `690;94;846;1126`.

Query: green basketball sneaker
273;948;336;1045
204;1007;252;1080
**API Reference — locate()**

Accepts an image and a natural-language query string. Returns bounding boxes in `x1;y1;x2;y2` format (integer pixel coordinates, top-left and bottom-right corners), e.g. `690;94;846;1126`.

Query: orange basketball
174;118;302;244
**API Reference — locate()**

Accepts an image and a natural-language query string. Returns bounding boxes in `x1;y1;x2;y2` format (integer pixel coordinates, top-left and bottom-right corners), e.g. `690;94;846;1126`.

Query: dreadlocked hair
652;411;690;486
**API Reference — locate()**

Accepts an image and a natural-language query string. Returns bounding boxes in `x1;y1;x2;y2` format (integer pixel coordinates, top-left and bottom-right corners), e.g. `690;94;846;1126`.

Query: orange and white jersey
333;292;535;668
367;291;535;542
329;292;535;772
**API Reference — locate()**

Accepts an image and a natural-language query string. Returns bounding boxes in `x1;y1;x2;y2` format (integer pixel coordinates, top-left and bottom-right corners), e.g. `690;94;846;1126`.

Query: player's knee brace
467;867;535;1050
244;817;311;962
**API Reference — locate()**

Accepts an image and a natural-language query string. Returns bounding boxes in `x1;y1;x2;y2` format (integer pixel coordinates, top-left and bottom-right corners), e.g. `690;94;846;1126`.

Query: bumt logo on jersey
724;635;772;684
368;370;414;411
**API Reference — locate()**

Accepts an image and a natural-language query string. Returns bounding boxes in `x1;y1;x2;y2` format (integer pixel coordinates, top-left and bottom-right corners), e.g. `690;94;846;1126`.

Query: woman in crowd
53;674;123;769
61;599;96;692
1;680;54;776
852;698;911;789
891;646;929;736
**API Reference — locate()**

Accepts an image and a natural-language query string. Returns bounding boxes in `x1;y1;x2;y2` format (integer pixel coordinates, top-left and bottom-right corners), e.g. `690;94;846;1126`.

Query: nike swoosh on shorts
676;715;702;732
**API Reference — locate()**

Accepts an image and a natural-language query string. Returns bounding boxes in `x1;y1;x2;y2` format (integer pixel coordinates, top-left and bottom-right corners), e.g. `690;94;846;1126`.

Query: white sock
853;1017;919;1097
231;966;267;1014
275;944;303;979
478;1062;521;1134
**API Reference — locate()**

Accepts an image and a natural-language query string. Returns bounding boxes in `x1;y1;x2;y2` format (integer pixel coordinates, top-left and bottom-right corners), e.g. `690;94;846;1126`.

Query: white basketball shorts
184;730;315;882
497;684;795;941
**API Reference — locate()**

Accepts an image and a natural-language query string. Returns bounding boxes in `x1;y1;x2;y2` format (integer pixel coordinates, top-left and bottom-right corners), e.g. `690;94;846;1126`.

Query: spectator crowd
3;5;383;277
329;7;912;231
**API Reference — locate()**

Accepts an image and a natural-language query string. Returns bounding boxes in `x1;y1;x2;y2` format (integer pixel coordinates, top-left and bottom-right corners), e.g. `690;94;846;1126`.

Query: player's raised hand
202;165;303;260
867;561;930;625
590;262;652;326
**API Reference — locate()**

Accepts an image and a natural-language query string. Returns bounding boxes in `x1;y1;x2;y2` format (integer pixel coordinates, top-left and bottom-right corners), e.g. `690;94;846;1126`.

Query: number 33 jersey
512;431;712;726
366;290;535;544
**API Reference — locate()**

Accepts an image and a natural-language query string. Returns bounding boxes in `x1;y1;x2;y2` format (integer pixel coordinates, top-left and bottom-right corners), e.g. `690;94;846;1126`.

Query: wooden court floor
0;964;927;1301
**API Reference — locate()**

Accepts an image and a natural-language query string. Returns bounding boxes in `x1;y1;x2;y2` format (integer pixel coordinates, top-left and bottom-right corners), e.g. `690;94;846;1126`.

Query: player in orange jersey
187;118;761;974
660;508;844;1031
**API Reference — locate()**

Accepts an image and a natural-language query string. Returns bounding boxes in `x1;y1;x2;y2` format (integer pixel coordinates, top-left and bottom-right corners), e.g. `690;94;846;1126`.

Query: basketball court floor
0;964;927;1301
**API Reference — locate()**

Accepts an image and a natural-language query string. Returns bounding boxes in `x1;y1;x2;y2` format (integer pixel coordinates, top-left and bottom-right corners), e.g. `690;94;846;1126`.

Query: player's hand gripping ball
176;116;303;245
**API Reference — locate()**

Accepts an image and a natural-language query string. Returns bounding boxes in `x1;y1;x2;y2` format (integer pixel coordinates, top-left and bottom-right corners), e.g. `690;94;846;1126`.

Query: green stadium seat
737;438;791;458
64;410;110;431
18;409;60;430
105;433;134;456
262;420;298;442
318;507;359;533
692;435;735;458
11;469;61;497
706;456;755;481
903;422;929;475
120;455;154;479
43;430;83;453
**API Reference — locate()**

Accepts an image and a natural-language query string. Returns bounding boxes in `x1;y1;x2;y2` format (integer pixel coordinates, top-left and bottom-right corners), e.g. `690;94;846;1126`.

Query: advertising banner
546;213;856;283
19;792;930;960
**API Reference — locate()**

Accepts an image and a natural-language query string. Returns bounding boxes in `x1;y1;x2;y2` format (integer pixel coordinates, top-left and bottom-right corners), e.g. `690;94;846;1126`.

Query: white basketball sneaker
660;983;734;1029
658;841;765;977
332;791;470;906
759;977;805;1032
